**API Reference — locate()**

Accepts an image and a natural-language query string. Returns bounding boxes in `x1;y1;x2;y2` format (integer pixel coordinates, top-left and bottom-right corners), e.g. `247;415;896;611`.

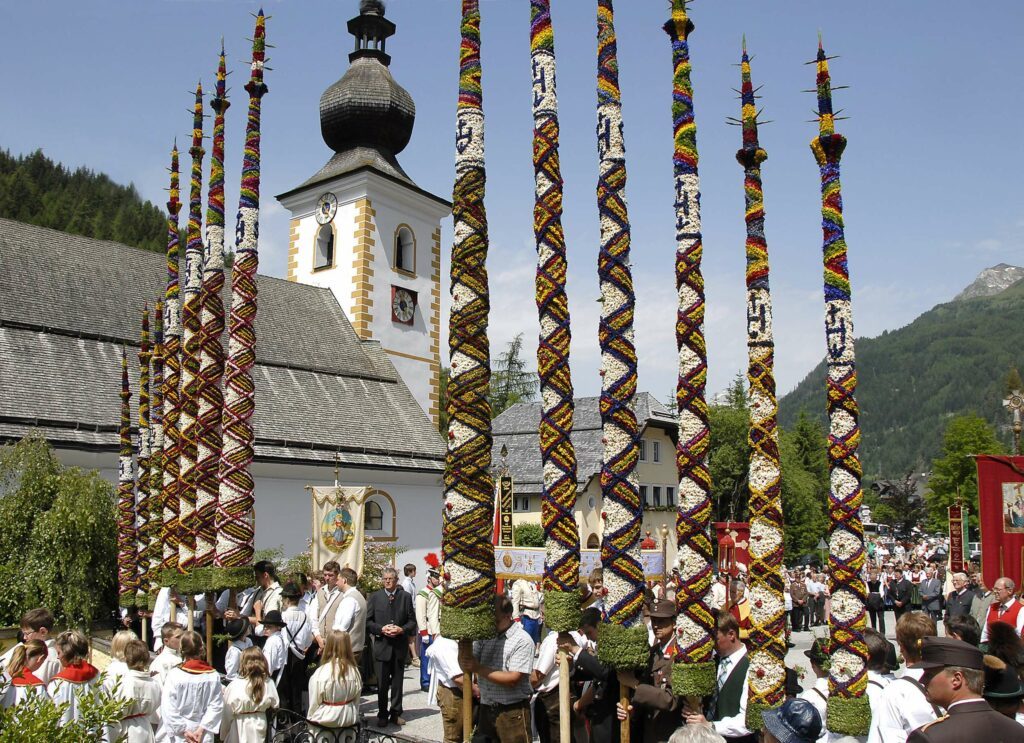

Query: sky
2;0;1022;405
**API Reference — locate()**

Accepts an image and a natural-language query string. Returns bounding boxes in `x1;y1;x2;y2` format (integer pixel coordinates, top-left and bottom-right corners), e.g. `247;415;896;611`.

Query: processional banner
494;547;664;581
948;505;965;573
311;486;370;576
976;455;1024;590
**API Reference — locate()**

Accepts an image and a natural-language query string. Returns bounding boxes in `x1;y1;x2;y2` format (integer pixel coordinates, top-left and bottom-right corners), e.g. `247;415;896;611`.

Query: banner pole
559;649;570;743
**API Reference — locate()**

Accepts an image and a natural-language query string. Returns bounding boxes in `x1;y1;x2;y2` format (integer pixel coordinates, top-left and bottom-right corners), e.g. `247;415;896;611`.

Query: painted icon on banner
321;505;355;551
1003;482;1024;532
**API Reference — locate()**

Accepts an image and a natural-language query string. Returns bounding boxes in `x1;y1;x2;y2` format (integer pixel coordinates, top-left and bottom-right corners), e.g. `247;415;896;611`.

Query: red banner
948;505;965;573
976;455;1024;591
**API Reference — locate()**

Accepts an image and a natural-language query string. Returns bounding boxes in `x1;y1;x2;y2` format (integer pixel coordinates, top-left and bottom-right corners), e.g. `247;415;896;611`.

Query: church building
0;1;448;570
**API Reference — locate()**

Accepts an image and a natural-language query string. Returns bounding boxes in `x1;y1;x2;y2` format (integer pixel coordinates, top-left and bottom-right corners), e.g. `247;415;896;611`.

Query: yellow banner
311;486;371;575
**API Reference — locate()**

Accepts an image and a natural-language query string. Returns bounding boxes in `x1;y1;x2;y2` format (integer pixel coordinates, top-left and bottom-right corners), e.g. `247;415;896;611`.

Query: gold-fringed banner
311;486;370;575
497;476;514;547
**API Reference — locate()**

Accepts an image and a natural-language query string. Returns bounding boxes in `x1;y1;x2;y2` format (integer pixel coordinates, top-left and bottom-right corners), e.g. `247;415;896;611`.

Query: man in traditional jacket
980;577;1024;644
415;564;442;691
684;611;756;743
306;560;342;654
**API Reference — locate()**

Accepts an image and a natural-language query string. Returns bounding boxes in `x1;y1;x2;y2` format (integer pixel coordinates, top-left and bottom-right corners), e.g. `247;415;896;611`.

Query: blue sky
3;0;1022;404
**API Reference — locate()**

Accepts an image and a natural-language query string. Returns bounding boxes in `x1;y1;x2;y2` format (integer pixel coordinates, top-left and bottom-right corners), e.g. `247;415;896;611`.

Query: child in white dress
105;638;160;743
159;631;223;743
47;629;101;725
220;647;280;743
0;639;49;708
307;630;362;733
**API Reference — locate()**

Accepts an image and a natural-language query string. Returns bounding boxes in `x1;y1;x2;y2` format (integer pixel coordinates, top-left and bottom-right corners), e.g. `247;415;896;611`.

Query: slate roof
0;219;445;471
491;393;677;494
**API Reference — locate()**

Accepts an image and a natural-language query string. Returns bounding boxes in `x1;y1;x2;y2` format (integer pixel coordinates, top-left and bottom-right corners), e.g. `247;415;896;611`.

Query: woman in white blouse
159;631;223;743
220;646;280;743
307;629;362;731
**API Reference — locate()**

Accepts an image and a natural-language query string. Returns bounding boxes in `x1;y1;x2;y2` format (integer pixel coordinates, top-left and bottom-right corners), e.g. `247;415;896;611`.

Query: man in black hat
907;636;1024;742
983;654;1024;721
615;597;684;743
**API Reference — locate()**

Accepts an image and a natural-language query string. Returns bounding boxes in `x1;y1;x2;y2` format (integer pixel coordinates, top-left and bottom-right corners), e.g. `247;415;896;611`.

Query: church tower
277;0;449;426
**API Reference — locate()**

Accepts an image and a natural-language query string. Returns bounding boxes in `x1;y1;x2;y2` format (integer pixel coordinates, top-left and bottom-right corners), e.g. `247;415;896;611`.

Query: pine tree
490;333;537;417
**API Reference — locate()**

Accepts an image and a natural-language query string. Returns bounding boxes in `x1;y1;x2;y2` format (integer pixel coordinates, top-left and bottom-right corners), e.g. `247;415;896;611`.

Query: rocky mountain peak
954;263;1024;301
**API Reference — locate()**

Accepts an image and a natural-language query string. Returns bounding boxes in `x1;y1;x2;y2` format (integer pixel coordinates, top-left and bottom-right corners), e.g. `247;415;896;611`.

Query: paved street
359;610;919;743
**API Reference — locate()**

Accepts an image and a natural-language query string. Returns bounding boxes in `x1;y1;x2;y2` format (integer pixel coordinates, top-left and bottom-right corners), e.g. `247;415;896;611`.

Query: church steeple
319;0;414;158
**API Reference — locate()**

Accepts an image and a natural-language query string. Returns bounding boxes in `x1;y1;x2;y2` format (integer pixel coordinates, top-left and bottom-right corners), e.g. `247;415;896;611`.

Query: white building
0;2;448;571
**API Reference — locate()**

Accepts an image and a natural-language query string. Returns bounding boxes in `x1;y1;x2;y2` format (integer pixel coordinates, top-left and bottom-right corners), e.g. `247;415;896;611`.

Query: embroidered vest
987;599;1023;630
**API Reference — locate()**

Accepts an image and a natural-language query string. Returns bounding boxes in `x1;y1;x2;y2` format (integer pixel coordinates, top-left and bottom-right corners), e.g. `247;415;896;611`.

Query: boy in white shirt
150;622;184;685
260;610;288;686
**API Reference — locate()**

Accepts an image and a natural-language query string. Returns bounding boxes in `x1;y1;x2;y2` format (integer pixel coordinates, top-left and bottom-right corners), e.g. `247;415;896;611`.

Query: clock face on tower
391;286;417;325
315;192;338;225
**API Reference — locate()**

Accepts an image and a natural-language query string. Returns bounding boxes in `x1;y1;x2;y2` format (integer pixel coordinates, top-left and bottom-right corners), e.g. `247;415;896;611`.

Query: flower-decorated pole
736;42;786;730
664;0;715;699
117;349;137;609
530;0;580;634
195;44;230;589
810;39;870;736
216;9;267;591
146;300;165;609
161;143;183;584
440;0;496;645
594;0;647;671
135;306;153;608
178;82;206;590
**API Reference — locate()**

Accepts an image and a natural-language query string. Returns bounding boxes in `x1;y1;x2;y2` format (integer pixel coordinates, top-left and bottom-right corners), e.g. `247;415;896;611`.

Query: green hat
909;636;983;671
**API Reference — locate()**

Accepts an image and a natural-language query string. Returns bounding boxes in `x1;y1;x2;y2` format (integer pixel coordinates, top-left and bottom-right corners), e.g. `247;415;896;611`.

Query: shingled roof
491;393;677;495
0;218;445;471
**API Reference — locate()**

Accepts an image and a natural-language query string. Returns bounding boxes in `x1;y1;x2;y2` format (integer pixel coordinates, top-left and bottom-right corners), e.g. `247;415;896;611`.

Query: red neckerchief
54;662;99;684
12;668;45;687
180;659;215;674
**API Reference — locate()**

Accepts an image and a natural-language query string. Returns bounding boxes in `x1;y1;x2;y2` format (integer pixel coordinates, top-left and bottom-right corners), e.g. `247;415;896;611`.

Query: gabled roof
491;392;677;494
0;219;445;471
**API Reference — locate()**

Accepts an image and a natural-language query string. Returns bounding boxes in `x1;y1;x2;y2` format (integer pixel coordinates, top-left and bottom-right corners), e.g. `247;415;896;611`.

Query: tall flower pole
146;300;165;612
594;0;647;695
737;42;785;729
195;44;230;591
531;0;579;634
117;349;137;609
135;307;153;621
216;10;267;592
440;2;495;738
665;0;715;700
161;143;183;605
178;82;206;601
531;2;579;738
811;39;870;736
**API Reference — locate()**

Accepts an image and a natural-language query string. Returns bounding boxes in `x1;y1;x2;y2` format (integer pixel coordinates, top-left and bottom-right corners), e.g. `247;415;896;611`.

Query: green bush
0;678;129;741
513;523;544;547
0;437;117;627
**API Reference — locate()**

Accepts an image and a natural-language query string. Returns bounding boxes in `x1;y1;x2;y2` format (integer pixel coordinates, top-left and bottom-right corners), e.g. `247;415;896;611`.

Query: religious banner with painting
975;455;1024;590
494;547;665;582
311;486;370;575
948;505;966;573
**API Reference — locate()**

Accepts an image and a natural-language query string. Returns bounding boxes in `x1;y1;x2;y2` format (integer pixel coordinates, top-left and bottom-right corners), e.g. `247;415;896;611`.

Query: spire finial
736;39;765;164
815;38;835;137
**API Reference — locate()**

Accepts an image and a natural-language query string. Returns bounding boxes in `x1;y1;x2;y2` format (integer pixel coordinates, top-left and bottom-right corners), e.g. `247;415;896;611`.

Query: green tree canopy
925;413;1005;533
0;437;117;628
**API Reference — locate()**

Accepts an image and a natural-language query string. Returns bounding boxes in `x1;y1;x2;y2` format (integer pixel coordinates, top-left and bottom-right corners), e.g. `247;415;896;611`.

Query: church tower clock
277;0;449;426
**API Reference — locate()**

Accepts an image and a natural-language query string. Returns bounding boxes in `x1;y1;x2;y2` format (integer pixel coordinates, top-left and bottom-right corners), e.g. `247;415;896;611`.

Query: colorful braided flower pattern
664;0;715;697
530;0;580;633
440;0;497;642
135;306;153;607
178;83;206;586
216;10;267;589
811;40;870;736
736;44;786;729
117;349;137;608
195;45;230;584
161;143;183;582
146;301;165;609
594;0;647;669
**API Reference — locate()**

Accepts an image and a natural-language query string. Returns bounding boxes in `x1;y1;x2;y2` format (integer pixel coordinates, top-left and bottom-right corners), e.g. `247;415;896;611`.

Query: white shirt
105;668;161;743
865;670;891;743
149;646;181;686
48;666;101;726
219;677;279;743
426;636;463;690
307;663;362;728
875;667;938;743
333;587;361;633
262;631;287;681
224;638;252;683
710;581;727;611
980;598;1024;643
401;576;416;596
160;665;223;743
534;630;588;694
282;605;313;658
308;586;342;640
713;645;752;740
798;676;829;743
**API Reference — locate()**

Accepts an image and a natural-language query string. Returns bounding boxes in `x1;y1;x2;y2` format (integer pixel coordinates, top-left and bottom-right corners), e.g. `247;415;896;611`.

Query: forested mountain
0;149;166;253
779;277;1024;480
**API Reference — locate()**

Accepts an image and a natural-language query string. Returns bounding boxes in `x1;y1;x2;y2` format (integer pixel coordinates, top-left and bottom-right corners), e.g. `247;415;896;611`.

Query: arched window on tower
394;225;414;274
314;224;334;270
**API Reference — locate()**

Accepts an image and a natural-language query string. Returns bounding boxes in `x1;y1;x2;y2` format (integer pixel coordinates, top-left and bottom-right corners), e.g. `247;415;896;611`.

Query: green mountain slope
779;281;1024;479
0;149;166;253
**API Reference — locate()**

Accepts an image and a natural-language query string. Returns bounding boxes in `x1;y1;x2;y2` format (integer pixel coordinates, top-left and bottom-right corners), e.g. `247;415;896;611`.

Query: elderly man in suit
920;566;943;622
889;567;913;622
366;567;417;728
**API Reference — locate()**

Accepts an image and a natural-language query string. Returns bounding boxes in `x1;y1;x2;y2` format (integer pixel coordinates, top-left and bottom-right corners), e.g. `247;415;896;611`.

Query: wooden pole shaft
619;684;631;743
558;649;571;743
141;616;148;644
458;639;474;743
187;596;195;633
205;593;214;665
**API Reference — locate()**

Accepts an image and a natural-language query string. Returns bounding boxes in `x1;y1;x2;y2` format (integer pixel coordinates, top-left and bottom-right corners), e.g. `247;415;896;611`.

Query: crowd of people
2;552;1024;743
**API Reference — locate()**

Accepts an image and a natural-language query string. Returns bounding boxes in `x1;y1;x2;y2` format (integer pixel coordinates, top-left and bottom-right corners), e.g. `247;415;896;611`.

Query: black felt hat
984;656;1024;700
224;618;249;642
261;610;287;628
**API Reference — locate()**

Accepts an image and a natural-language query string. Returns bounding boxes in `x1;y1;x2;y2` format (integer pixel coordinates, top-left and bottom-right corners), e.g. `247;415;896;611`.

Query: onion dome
319;0;415;158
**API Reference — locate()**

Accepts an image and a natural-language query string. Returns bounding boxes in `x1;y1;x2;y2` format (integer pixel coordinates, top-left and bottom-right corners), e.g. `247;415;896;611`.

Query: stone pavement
358;612;918;743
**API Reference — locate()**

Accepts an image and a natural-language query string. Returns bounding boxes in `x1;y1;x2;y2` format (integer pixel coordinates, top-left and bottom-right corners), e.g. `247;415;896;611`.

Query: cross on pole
1004;390;1024;455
